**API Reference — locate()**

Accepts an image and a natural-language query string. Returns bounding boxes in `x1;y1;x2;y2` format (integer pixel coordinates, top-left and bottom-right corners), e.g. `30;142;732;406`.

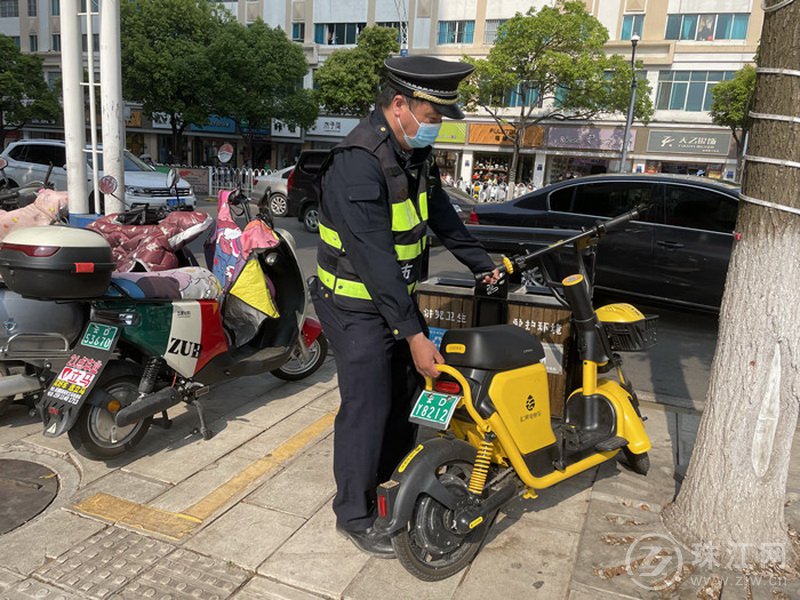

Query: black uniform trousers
312;286;424;531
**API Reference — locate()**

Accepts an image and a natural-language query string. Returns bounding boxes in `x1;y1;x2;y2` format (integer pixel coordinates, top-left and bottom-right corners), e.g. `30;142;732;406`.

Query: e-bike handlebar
474;203;648;283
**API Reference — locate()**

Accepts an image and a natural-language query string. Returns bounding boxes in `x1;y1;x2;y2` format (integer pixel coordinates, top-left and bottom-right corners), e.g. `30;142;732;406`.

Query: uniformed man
312;56;500;558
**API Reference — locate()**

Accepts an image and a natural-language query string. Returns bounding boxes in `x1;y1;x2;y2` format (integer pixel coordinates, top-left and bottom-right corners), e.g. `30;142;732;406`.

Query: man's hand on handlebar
482;268;501;285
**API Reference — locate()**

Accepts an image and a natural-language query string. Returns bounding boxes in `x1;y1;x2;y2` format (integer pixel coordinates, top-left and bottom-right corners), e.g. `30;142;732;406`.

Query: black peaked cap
384;56;474;119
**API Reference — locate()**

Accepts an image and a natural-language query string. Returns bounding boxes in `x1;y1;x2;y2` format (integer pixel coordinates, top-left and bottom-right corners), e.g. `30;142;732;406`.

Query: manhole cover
0;459;59;535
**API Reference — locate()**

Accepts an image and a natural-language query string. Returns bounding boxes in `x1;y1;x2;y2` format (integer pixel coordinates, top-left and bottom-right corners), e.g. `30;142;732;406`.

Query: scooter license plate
409;391;461;430
80;322;119;351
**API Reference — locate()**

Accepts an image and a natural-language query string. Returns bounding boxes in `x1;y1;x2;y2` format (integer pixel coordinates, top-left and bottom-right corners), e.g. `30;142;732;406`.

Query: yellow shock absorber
468;439;493;495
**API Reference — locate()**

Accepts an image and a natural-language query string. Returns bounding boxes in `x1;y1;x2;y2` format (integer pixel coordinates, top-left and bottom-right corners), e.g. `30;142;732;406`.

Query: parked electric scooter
375;205;654;580
0;157;54;211
0;173;327;459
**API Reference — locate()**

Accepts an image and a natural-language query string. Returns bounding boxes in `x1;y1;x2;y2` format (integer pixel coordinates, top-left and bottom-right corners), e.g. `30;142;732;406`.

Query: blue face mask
399;104;442;149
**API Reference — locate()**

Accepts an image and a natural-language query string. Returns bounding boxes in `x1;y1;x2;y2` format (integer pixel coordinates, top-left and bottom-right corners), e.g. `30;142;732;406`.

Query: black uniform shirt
320;109;495;340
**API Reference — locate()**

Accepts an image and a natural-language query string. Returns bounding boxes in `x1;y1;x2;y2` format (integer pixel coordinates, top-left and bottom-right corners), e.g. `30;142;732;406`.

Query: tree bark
662;1;800;570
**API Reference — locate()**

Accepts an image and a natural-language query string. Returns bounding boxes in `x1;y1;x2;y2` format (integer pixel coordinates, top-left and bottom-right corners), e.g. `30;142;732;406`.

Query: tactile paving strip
115;548;250;600
0;579;77;600
33;528;173;599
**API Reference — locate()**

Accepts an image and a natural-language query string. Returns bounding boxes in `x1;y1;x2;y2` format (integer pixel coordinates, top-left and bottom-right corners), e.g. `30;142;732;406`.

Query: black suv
285;150;329;232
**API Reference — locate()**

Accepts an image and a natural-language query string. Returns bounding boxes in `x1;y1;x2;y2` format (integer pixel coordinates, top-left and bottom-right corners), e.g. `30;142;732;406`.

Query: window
314;22;365;45
666;13;749;41
656;70;734;111
291;22;305;41
621;14;644;40
505;82;540;107
28;0;37;16
79;0;99;11
664;186;737;233
550;182;657;219
0;0;19;17
11;36;20;49
437;20;475;45
82;33;99;52
51;34;60;51
484;19;507;44
24;144;66;168
46;70;61;89
29;35;38;52
51;0;59;16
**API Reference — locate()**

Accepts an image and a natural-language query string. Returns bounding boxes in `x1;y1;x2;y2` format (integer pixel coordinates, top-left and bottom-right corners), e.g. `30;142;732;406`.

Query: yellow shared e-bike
375;205;655;581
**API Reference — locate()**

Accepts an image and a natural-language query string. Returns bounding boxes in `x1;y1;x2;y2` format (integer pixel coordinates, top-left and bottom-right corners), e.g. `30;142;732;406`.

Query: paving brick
233;576;327;600
115;548;250;600
0;579;78;600
34;527;174;599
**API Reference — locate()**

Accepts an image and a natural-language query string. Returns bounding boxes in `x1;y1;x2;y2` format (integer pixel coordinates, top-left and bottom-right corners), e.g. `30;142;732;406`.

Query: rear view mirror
98;175;118;195
217;143;234;164
166;168;178;190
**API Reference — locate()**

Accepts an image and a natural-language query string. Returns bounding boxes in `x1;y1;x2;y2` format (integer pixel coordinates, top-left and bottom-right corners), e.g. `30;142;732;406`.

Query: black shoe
336;525;396;559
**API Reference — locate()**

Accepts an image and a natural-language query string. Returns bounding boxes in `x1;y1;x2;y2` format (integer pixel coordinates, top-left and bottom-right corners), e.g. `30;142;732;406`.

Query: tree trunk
662;2;800;571
508;136;520;189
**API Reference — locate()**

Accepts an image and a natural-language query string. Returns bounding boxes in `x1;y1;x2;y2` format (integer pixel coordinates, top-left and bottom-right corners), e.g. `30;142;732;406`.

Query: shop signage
436;122;467;144
126;110;142;128
547;126;631;151
306;116;359;138
151;112;179;130
271;119;302;139
647;131;731;156
468;123;543;147
189;115;236;134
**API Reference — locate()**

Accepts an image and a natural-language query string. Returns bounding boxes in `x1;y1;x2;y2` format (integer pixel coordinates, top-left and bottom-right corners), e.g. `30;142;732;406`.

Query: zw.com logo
525;395;536;411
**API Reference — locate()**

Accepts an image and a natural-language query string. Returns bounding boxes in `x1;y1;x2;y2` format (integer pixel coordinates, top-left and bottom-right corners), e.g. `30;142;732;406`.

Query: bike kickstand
190;400;213;440
152;410;173;429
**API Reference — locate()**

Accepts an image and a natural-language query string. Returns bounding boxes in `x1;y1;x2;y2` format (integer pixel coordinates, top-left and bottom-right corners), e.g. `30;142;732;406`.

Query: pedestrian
311;55;500;558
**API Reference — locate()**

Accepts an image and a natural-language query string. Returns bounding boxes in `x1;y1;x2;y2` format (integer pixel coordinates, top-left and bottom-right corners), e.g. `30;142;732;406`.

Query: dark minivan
467;173;740;310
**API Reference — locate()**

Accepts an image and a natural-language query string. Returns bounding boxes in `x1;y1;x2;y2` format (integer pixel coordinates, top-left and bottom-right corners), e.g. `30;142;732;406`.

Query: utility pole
393;0;409;55
619;33;639;173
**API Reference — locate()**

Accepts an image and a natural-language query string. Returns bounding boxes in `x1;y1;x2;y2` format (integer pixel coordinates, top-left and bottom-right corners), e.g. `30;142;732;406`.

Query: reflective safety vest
316;117;430;313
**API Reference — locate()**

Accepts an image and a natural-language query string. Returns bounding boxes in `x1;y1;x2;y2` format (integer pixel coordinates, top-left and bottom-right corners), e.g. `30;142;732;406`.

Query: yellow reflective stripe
394;241;422;261
419;191;428;222
318;265;416;299
319;224;343;250
317;265;336;289
392;199;421;232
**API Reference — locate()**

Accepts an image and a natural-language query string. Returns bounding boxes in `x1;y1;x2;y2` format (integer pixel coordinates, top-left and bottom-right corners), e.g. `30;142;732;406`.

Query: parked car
253;165;293;217
443;183;476;224
286;150;329;232
0;139;196;211
466;173;740;311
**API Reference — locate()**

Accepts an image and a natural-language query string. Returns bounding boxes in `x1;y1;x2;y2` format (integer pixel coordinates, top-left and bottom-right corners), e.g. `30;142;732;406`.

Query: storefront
644;130;734;180
544;126;629;183
460;123;543;187
304;115;359;154
269;119;303;170
432;121;468;183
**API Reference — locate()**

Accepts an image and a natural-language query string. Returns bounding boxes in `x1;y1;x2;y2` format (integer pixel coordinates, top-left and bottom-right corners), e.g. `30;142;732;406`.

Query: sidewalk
1;359;798;600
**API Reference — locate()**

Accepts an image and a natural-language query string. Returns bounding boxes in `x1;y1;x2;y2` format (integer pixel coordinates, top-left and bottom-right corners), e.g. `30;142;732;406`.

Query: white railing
208;166;275;197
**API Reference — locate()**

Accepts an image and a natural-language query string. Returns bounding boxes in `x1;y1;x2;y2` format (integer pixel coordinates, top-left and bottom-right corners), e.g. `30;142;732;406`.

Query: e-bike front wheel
391;459;492;581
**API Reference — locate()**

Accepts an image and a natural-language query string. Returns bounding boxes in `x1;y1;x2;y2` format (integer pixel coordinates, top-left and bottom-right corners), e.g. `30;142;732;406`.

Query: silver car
253;166;293;217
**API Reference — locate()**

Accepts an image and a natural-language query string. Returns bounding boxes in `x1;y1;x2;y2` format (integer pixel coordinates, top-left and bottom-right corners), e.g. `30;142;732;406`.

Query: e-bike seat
440;325;545;371
108;267;223;301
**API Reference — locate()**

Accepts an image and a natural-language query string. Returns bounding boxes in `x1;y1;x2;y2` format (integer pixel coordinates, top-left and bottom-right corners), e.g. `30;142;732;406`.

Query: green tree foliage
459;1;654;183
0;35;60;151
120;0;228;162
314;26;400;116
212;19;318;164
710;64;756;179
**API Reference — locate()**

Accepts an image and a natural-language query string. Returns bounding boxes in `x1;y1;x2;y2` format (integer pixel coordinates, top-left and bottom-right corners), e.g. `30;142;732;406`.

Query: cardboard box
417;280;573;416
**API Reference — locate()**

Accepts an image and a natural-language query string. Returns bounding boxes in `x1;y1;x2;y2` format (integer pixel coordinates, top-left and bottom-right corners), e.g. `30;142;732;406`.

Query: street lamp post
620;33;640;173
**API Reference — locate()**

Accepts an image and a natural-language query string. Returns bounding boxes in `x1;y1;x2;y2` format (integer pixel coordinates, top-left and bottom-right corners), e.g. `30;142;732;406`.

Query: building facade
1;0;761;184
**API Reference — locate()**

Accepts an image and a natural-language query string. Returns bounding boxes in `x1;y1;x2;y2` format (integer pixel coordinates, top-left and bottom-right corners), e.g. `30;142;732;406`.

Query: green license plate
409;390;461;429
80;323;119;351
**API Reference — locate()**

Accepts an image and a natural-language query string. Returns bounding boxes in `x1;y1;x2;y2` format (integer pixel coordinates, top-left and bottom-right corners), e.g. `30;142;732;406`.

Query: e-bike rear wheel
391;459;492;581
68;366;151;460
